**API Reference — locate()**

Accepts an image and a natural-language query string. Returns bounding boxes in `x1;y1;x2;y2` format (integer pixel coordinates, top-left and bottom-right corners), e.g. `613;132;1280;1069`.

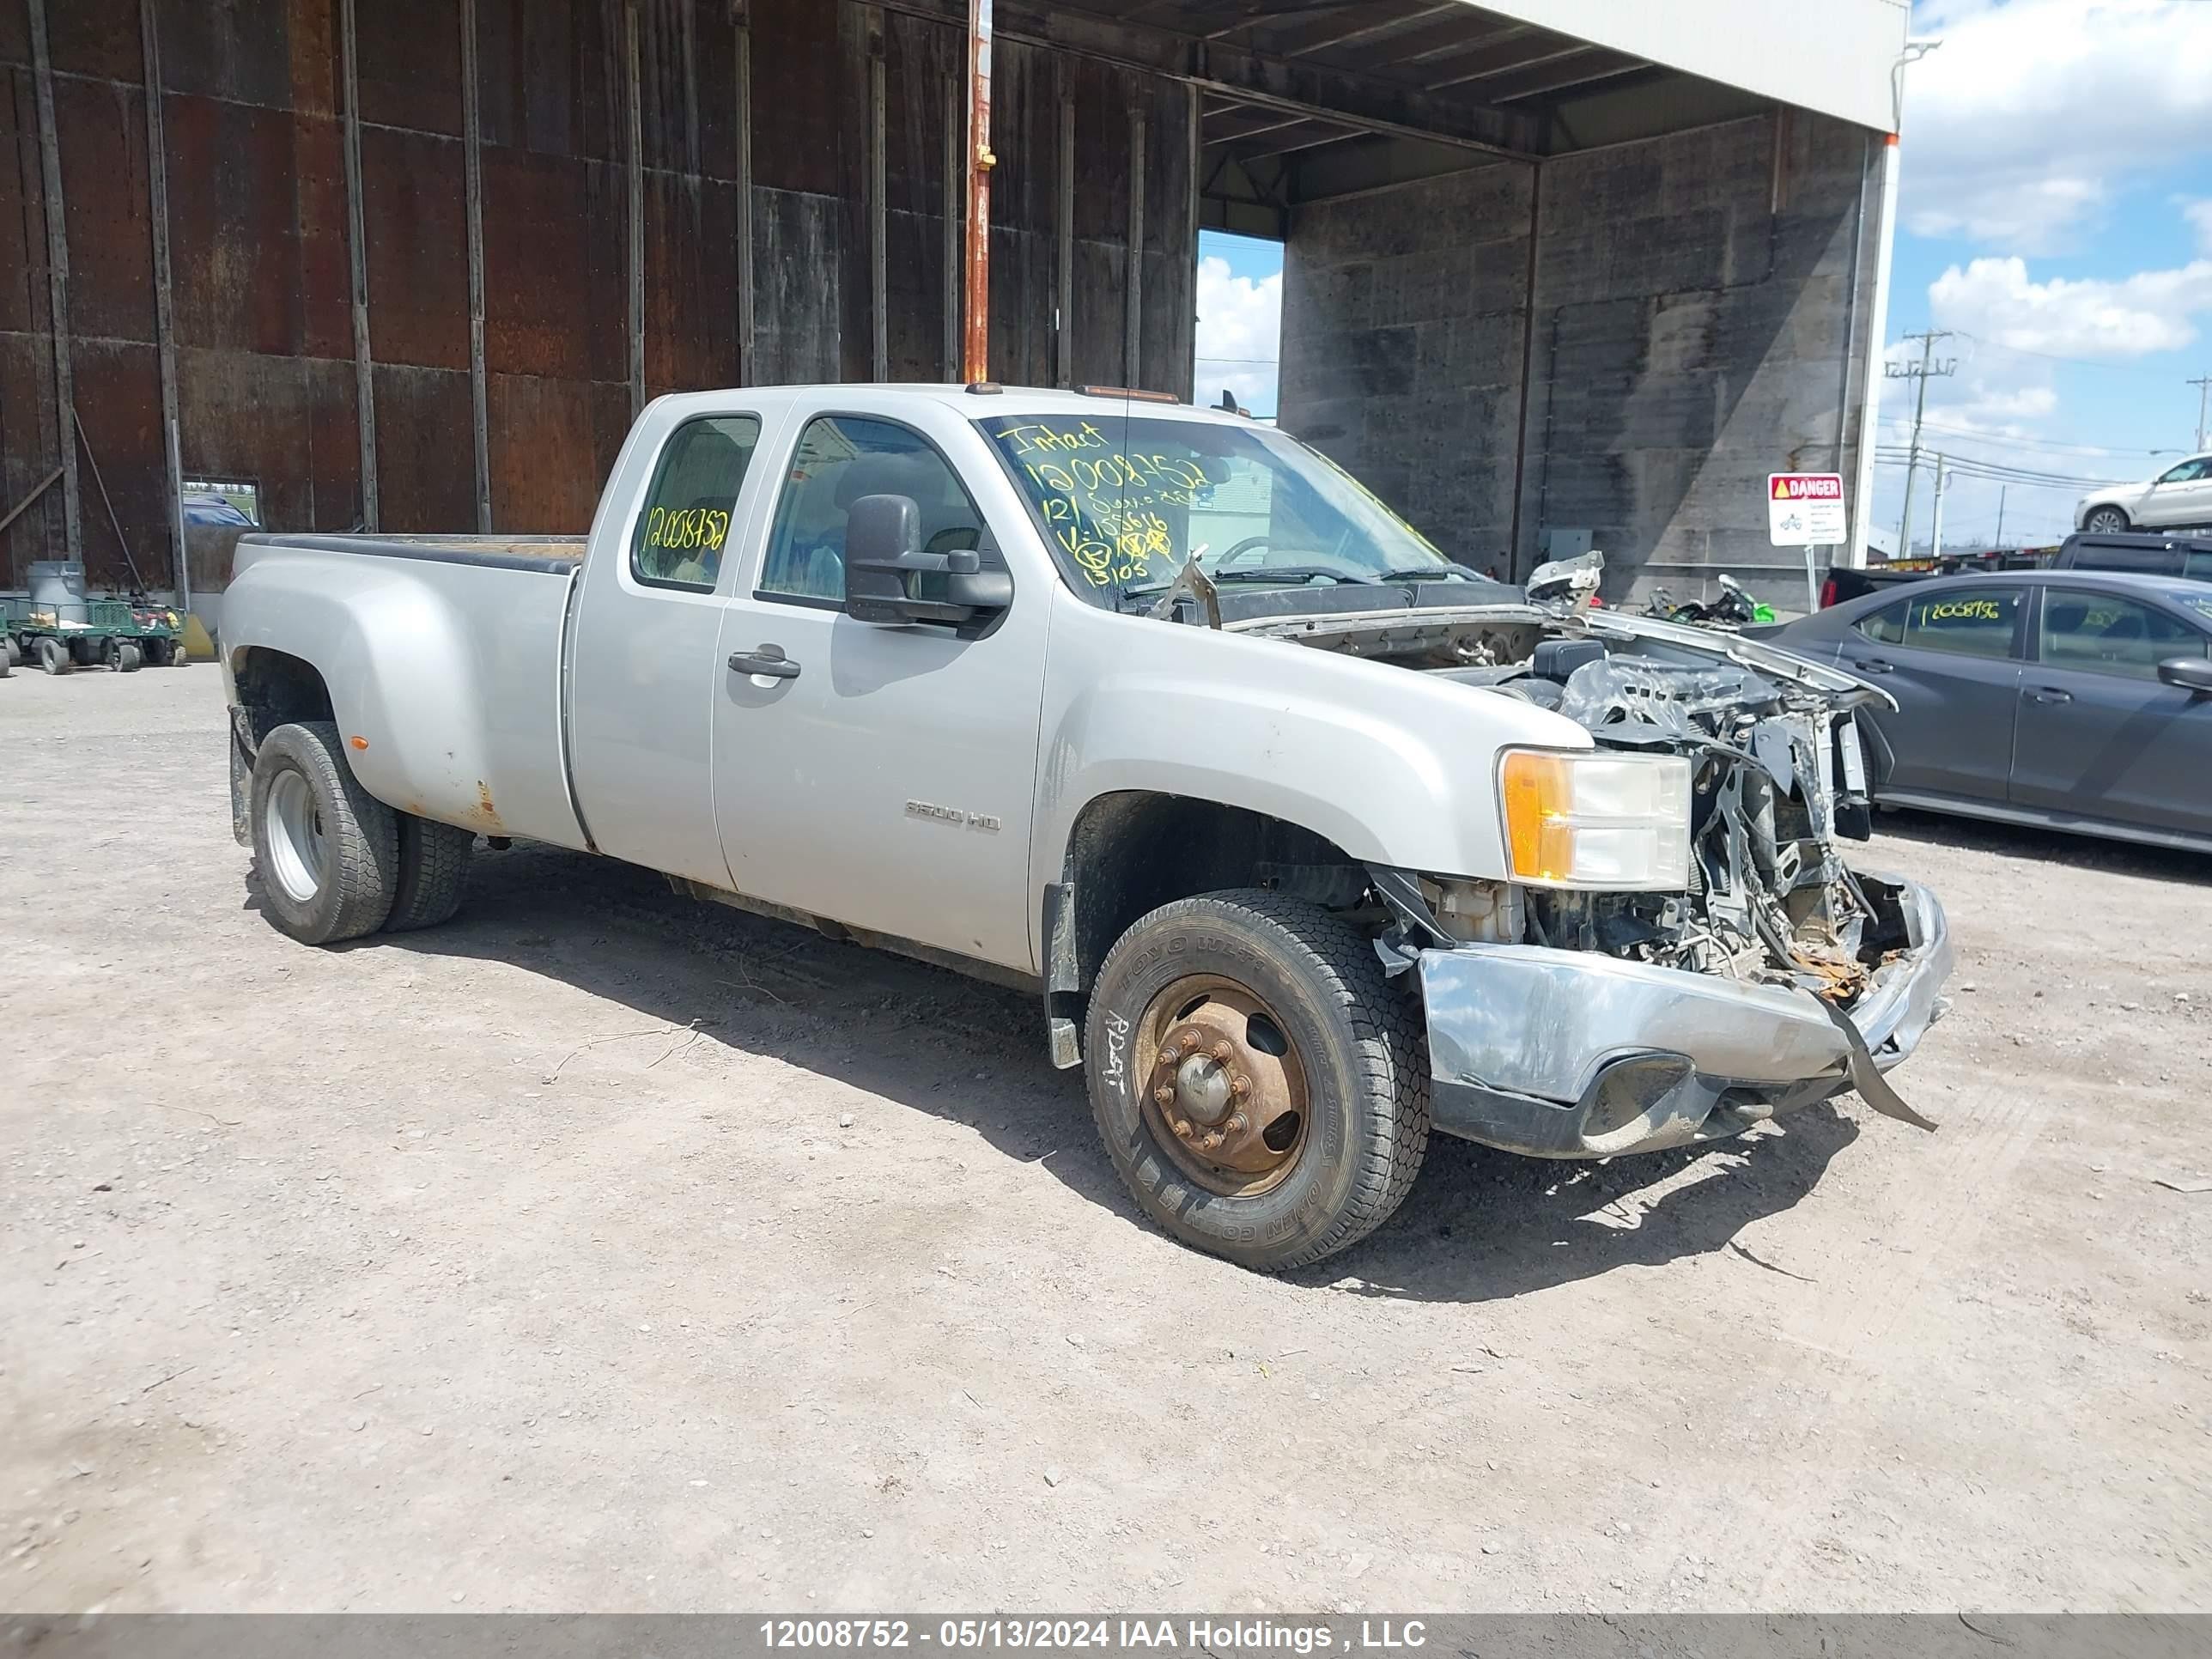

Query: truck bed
239;532;586;573
225;531;592;852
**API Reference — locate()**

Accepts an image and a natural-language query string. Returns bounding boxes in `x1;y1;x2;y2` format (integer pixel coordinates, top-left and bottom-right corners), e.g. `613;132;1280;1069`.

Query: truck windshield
977;411;1473;609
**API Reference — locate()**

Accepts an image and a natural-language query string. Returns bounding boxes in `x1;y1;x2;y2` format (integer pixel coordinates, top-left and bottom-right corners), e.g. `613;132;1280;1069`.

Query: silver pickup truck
222;383;1950;1270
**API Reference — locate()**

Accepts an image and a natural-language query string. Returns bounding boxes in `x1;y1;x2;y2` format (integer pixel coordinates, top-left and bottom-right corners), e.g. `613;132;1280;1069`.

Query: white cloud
1193;253;1280;415
1929;253;2212;357
1901;1;2212;252
2183;196;2212;253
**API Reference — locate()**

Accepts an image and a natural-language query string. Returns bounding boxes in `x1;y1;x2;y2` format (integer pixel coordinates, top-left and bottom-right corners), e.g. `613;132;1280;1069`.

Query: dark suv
2052;531;2212;581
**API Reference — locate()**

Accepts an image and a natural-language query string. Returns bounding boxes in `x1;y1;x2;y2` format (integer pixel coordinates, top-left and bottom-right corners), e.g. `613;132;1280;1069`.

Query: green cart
3;595;188;675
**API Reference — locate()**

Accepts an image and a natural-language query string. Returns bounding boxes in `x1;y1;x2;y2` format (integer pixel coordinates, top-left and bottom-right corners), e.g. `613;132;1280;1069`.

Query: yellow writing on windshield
1923;598;2004;623
995;422;1211;585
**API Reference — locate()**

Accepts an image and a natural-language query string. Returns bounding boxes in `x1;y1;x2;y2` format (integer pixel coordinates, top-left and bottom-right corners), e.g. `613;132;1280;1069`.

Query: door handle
728;645;800;680
2027;686;2072;704
1847;656;1895;674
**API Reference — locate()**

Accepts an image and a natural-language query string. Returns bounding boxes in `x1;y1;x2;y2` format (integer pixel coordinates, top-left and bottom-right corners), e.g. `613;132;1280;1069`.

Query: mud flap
1816;996;1938;1132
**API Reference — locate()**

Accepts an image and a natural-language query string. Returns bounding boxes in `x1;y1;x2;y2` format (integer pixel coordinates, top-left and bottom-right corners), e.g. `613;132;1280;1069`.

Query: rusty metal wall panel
751;185;841;384
359;125;470;369
1138;75;1194;398
157;0;306;110
476;0;617;162
162;94;311;356
1;69;46;335
56;76;155;346
479;148;625;382
750;0;840;197
882;6;952;381
70;337;165;588
0;334;62;585
643;173;742;392
357;0;464;135
986;38;1055;386
370;363;476;531
487;369;605;531
46;0;140;80
176;344;361;542
293;112;355;361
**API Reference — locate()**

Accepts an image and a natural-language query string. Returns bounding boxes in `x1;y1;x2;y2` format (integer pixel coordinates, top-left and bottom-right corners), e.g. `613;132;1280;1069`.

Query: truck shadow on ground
345;840;1862;1306
1875;805;2209;885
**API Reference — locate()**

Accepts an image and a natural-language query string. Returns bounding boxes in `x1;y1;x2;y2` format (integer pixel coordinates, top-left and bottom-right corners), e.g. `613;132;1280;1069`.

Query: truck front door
708;410;1047;972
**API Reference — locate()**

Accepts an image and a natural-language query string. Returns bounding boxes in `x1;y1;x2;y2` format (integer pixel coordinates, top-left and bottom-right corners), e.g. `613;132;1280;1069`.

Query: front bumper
1419;875;1951;1158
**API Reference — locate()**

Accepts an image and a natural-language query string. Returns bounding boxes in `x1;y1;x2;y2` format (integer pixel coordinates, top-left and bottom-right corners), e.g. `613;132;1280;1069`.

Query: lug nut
1230;1073;1252;1098
1154;1084;1176;1105
1180;1030;1202;1054
1200;1130;1224;1151
1173;1120;1193;1139
1210;1040;1234;1063
1225;1113;1247;1134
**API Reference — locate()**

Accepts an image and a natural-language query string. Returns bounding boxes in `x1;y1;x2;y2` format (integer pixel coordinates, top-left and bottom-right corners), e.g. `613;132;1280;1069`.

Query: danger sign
1768;472;1846;547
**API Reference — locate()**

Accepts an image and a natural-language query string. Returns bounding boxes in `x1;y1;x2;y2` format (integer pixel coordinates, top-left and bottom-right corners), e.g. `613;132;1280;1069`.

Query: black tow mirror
2156;655;2212;695
842;494;1011;626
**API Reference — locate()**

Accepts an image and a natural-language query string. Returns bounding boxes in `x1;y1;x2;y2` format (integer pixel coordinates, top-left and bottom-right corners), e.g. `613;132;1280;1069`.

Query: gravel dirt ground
2;666;2207;1613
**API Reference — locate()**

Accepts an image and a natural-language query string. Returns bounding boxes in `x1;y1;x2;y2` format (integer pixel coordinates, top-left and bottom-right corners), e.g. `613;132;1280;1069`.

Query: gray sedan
1764;570;2212;854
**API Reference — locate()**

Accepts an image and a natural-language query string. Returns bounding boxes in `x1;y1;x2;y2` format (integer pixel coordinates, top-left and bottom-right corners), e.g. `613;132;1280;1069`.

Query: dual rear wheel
249;720;472;945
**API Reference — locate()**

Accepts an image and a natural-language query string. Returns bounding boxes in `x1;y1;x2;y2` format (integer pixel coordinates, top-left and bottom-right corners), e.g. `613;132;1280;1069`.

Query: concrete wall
1277;163;1534;579
1279;111;1884;609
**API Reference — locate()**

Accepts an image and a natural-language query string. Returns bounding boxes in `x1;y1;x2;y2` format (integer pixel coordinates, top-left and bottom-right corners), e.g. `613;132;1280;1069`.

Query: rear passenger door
1840;585;2026;804
569;408;775;888
2011;587;2212;837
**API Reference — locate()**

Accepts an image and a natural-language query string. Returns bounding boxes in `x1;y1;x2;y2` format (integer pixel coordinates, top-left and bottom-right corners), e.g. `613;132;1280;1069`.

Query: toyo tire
385;814;474;933
1084;888;1430;1273
249;720;399;945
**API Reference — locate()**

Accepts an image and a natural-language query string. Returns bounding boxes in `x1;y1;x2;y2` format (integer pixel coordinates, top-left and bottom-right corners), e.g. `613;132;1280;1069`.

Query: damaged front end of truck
1230;554;1954;1158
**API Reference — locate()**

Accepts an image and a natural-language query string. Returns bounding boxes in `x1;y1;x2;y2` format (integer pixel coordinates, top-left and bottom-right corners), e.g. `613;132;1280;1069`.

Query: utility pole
1929;453;1948;560
2191;373;2212;451
1887;329;1957;553
1994;483;2008;550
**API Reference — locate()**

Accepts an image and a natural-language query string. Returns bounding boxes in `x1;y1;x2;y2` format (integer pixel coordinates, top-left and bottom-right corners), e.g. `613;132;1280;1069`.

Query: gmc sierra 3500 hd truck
222;382;1951;1271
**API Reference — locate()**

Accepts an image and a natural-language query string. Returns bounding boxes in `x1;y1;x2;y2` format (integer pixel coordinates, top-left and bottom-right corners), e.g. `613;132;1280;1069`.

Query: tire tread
1089;887;1429;1271
386;816;473;933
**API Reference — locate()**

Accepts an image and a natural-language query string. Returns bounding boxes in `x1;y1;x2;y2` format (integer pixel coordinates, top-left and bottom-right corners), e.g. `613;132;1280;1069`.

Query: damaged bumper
1419;876;1951;1158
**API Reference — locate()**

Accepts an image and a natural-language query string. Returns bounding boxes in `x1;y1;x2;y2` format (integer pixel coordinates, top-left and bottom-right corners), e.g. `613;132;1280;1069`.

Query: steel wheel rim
264;769;328;903
1133;974;1310;1199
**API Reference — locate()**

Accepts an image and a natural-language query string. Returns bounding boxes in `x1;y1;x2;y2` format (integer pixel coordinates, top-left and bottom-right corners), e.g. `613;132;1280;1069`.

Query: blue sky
1194;0;2212;550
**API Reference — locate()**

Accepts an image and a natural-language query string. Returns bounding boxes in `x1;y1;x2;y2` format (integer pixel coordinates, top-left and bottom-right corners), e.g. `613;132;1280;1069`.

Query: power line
1874;415;2174;458
1950;331;2176;379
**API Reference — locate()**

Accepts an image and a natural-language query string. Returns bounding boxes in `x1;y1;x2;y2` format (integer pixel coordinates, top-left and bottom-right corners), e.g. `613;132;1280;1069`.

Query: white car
2076;453;2212;533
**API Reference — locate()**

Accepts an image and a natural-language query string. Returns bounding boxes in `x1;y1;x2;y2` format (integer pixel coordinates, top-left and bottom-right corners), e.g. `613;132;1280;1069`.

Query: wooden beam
139;0;185;600
462;0;490;532
27;0;80;559
339;0;379;529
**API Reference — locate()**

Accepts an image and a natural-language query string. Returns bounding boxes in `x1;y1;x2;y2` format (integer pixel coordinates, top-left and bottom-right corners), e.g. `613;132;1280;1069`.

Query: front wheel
1084;890;1429;1272
36;637;69;675
2082;506;2130;534
249;720;399;944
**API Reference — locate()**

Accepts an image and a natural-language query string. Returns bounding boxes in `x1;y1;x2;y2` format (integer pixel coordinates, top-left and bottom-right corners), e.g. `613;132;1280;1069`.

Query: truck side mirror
843;493;1011;627
2156;655;2212;695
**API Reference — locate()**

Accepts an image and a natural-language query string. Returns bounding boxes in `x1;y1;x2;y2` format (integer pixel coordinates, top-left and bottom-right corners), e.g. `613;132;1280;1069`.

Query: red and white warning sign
1767;473;1846;546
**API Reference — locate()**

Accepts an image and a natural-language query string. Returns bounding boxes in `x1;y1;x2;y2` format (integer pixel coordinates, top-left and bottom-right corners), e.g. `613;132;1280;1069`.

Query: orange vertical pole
962;0;994;383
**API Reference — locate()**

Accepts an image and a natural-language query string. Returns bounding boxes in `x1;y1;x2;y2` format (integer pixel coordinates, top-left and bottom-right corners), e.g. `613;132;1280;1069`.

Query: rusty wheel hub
1137;978;1308;1197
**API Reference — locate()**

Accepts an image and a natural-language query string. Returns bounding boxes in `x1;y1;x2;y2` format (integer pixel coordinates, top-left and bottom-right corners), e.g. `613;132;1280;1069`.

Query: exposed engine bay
1207;552;1913;1007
